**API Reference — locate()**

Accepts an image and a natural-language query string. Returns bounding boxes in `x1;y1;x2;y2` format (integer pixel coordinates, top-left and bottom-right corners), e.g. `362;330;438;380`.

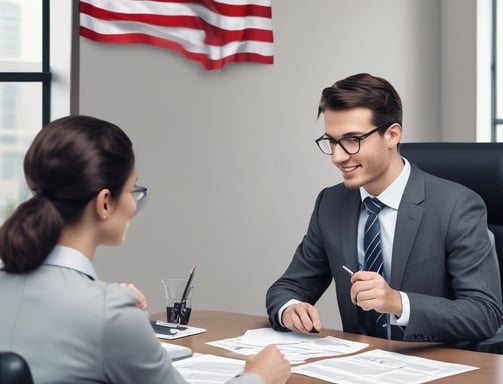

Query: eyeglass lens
318;137;360;155
131;186;147;203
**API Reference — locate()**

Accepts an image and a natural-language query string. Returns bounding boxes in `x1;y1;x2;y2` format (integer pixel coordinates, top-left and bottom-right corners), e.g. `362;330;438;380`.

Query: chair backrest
0;351;34;384
400;142;503;294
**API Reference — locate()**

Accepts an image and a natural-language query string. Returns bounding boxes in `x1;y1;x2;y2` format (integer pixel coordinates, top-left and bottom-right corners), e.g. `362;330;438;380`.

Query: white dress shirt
359;158;411;327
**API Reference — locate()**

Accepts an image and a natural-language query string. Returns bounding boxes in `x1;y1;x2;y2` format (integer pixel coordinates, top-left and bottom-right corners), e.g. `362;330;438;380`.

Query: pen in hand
342;265;354;276
343;265;357;307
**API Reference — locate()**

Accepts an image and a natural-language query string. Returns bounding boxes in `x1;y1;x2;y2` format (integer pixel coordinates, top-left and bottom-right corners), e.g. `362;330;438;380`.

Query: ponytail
0;195;63;273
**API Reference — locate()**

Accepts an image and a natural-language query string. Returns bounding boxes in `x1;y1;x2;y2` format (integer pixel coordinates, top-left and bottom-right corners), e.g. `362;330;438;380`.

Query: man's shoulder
411;164;475;195
322;182;356;195
408;165;484;208
317;182;358;201
314;183;360;212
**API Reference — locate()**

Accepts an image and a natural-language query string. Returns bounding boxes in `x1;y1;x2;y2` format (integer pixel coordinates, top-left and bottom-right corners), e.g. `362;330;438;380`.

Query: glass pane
497;0;503;118
497;124;503;141
0;0;42;72
0;82;41;224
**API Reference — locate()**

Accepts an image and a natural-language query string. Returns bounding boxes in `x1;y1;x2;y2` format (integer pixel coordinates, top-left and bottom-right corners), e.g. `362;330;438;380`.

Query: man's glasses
315;123;392;155
131;185;147;204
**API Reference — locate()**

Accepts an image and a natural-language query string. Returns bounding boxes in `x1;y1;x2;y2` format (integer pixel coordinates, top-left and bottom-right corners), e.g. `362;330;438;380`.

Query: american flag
80;0;274;70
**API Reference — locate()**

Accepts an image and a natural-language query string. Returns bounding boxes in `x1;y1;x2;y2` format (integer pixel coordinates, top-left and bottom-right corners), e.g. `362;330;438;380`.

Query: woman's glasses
131;185;147;203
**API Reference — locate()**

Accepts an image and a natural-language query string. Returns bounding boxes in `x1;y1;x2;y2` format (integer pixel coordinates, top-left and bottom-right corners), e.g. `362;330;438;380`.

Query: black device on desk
151;320;188;336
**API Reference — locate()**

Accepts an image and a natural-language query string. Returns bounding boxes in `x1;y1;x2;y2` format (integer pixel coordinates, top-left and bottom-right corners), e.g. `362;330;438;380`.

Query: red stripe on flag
80;26;273;70
80;0;274;70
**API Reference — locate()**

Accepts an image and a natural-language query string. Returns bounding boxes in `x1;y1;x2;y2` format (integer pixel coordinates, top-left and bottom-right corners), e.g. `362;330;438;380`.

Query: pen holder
161;278;193;325
167;299;192;324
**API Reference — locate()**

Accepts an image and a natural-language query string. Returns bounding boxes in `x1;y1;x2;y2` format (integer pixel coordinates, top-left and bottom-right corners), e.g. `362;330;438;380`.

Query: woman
0;115;290;384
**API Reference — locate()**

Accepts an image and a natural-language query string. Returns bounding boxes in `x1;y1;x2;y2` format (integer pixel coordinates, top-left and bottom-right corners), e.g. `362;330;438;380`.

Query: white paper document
173;354;245;384
206;327;369;364
291;348;478;384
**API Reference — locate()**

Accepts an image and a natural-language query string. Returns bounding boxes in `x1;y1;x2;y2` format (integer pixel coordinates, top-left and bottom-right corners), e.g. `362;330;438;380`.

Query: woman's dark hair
0;115;135;273
318;73;403;128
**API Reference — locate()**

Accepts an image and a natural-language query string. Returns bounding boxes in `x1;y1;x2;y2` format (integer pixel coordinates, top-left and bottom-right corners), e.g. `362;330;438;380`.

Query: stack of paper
206;327;369;364
291;349;478;384
173;354;245;383
161;342;193;361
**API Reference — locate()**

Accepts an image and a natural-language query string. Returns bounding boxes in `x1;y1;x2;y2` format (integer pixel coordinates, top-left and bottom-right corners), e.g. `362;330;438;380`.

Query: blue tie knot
363;197;385;216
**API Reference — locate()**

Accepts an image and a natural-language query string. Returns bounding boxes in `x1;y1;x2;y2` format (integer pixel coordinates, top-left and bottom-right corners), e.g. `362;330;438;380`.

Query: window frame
0;0;51;125
493;0;503;141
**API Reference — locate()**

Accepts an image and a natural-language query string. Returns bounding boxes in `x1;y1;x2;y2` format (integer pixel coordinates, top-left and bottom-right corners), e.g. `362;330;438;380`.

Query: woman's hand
120;283;148;311
243;344;290;384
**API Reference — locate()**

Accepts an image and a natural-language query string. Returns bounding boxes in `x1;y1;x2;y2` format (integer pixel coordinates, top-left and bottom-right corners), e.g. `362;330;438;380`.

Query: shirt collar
360;157;411;210
43;245;98;280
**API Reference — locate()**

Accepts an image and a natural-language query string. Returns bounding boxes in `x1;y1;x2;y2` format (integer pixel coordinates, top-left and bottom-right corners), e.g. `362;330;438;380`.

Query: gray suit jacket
266;164;503;342
0;264;262;384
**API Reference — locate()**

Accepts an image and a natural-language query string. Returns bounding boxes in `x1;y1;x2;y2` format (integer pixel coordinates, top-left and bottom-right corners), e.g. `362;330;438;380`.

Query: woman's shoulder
103;282;139;310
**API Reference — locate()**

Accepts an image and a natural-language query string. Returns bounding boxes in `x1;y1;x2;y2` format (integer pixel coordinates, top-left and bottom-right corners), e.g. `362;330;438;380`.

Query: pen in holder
169;296;192;324
161;269;195;325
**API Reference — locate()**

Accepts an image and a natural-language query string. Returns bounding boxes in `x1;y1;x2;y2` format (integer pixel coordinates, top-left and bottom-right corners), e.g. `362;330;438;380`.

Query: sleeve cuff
391;291;410;326
277;299;302;327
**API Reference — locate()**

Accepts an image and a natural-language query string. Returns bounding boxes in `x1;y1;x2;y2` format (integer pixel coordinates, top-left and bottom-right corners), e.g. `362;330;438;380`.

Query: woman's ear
95;189;112;220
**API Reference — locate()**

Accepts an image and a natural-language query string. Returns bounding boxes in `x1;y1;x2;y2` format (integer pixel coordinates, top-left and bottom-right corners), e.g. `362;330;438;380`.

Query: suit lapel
336;188;362;328
390;165;426;288
339;189;362;272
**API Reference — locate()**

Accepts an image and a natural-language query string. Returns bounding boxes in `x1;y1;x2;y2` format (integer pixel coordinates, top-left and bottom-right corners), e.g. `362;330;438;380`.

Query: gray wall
441;0;477;141
79;0;476;329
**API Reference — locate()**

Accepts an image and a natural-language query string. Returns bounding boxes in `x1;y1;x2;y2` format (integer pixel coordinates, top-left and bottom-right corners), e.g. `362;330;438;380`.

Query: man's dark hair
318;73;403;128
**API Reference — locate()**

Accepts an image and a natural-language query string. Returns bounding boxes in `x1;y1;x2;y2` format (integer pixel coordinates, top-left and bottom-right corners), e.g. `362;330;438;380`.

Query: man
266;73;503;342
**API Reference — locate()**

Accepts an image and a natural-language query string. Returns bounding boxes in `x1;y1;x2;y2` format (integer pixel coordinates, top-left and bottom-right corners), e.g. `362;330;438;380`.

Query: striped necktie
363;197;388;338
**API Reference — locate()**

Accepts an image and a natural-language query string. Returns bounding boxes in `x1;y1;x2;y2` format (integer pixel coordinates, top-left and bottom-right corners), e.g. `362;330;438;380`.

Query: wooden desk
151;310;503;383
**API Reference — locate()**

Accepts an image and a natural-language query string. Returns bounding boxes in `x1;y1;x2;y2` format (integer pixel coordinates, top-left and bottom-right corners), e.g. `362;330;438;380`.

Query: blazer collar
339;189;363;273
389;164;426;288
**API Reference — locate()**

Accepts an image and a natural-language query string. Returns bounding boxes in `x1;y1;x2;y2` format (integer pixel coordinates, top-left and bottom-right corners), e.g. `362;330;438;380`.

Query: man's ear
386;123;402;148
95;189;112;220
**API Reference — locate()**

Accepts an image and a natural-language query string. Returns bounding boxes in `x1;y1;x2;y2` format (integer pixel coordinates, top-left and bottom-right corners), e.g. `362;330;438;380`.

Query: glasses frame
315;123;393;155
131;185;148;203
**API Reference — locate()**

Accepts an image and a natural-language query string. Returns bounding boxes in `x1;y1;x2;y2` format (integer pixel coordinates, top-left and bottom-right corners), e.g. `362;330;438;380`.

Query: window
0;0;50;223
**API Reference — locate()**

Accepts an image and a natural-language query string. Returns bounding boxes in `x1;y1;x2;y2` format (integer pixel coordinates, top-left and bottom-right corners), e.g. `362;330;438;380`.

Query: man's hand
282;302;322;333
350;271;402;316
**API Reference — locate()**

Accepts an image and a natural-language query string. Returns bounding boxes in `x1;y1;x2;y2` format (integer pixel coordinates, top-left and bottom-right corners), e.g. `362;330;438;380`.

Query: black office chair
400;142;503;354
0;351;34;384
